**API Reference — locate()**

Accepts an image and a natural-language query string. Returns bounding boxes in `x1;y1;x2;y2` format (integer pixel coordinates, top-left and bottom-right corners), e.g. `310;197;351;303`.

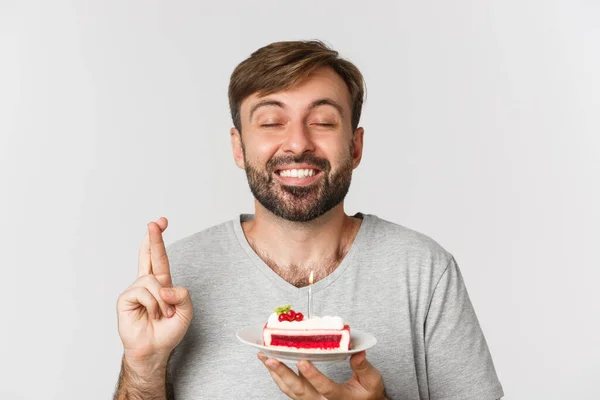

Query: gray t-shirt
166;213;503;399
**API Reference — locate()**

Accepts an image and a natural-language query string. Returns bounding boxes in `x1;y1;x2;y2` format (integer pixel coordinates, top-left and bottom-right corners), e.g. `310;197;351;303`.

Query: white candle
307;271;314;319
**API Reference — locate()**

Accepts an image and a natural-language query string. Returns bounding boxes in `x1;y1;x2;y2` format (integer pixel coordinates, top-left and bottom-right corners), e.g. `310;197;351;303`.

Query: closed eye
261;123;283;128
313;123;335;127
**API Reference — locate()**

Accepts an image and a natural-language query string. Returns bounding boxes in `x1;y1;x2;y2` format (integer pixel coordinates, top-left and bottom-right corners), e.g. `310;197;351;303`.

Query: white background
1;1;599;399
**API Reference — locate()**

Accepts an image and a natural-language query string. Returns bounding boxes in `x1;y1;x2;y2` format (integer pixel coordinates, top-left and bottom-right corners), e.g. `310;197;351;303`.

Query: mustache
266;154;331;173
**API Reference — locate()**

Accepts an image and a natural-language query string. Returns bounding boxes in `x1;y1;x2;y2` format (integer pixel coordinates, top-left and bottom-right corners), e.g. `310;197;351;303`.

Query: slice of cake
262;305;351;350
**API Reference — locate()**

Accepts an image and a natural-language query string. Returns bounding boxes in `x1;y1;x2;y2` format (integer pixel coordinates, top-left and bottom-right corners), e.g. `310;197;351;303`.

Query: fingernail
163;289;173;297
297;362;308;372
167;306;175;317
265;359;277;371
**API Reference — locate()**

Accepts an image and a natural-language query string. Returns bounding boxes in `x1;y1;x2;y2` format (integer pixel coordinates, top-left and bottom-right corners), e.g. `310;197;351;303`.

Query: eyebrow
249;100;286;122
308;98;344;117
248;98;345;122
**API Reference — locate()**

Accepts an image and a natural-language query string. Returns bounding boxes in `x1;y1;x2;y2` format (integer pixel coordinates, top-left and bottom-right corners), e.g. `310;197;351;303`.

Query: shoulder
361;213;454;272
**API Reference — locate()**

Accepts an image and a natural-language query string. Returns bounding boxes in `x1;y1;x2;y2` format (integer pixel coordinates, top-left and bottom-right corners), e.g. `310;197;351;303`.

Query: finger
137;217;168;277
297;360;343;399
138;231;152;277
148;220;172;287
156;217;169;231
268;371;295;398
257;354;296;398
131;275;174;319
159;286;193;323
118;287;160;320
349;351;384;391
263;357;317;398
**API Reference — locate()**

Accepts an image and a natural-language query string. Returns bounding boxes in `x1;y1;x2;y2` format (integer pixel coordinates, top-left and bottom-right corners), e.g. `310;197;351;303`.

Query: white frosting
266;313;345;330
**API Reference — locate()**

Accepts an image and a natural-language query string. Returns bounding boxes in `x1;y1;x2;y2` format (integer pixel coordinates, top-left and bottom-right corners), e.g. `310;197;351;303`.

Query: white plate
236;323;377;365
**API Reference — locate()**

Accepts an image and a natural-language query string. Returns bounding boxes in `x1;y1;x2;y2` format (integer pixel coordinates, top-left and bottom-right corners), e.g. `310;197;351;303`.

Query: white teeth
279;169;316;178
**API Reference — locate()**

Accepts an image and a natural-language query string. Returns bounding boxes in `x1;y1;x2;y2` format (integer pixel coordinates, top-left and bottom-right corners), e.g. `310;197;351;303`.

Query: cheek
244;137;280;164
317;137;353;161
256;141;279;156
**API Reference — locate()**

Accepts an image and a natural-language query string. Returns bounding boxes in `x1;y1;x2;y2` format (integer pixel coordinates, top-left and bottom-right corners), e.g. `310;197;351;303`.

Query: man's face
231;67;364;222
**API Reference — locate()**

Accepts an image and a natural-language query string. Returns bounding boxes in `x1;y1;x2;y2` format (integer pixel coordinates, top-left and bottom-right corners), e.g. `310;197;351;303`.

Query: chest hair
250;242;348;288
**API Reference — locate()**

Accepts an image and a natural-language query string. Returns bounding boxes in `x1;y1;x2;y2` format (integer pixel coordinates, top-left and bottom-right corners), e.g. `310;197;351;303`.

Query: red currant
278;314;286;322
288;310;296;320
295;312;304;321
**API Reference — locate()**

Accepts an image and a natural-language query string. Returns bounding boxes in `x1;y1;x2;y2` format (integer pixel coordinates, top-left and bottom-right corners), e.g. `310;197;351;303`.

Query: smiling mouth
275;168;321;178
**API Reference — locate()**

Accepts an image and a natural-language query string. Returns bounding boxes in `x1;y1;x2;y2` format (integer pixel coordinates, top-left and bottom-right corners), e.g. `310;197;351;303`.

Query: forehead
240;67;352;118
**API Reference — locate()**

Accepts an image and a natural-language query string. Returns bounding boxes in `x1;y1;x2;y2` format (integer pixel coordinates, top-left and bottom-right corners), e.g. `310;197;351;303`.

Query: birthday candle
307;270;314;319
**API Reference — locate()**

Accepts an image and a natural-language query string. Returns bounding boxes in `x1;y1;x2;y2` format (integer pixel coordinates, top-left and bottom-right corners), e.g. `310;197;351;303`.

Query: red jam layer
270;334;342;349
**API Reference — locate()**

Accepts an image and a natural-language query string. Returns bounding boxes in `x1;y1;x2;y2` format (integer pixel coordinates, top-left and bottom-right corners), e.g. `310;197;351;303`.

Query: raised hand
117;217;194;374
258;351;386;400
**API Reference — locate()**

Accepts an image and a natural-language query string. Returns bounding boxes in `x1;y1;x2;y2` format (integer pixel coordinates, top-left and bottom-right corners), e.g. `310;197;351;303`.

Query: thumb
350;351;378;380
350;351;370;374
160;287;193;319
350;351;381;386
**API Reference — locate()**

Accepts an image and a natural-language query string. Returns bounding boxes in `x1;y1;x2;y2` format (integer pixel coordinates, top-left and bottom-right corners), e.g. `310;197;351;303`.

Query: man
115;40;504;399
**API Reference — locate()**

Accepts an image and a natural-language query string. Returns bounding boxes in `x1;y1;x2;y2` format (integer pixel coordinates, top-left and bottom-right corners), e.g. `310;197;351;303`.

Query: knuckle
116;292;125;306
134;275;149;286
117;287;140;307
293;386;307;397
371;367;383;381
158;252;169;264
321;388;336;398
120;287;135;298
137;274;158;287
314;380;338;398
179;287;190;298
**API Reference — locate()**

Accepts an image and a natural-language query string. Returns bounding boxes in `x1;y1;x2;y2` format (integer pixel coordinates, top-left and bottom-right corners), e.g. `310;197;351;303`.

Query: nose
281;122;316;155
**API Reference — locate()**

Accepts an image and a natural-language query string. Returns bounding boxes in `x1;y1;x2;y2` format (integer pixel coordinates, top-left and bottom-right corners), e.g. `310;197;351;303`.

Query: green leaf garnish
274;304;291;315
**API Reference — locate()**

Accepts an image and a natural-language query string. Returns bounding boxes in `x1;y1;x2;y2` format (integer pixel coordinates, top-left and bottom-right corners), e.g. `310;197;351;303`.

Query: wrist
123;353;169;383
115;355;169;400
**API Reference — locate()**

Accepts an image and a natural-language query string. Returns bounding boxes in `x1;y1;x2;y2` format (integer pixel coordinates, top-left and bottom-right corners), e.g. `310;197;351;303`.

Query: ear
230;127;246;169
351;127;364;169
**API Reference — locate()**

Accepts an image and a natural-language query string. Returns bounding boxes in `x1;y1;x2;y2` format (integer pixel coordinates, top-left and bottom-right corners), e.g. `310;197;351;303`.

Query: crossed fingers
137;217;172;287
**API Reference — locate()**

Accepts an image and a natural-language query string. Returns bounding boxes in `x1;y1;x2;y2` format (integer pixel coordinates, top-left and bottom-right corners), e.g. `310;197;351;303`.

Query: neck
242;202;361;286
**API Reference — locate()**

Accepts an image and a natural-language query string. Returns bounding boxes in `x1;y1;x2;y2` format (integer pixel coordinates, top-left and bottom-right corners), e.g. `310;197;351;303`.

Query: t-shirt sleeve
424;258;504;400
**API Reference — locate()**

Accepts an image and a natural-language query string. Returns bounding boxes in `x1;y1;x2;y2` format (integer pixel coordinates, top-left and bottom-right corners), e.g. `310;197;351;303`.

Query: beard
243;146;354;222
